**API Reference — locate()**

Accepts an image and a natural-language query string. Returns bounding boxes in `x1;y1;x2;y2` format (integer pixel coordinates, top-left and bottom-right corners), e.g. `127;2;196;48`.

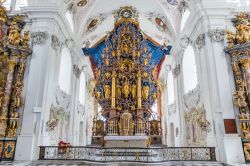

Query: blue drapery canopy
82;40;172;68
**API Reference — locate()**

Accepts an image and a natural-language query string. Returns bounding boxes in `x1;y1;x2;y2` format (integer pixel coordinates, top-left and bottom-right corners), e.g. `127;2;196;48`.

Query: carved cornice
51;35;61;51
208;29;225;42
31;31;49;46
195;34;205;49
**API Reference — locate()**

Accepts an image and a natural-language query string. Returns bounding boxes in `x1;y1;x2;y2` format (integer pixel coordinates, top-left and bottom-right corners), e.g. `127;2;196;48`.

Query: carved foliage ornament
31;31;49;46
51;35;61;51
73;64;81;78
195;34;205;49
208;29;225;42
179;0;188;14
180;35;190;48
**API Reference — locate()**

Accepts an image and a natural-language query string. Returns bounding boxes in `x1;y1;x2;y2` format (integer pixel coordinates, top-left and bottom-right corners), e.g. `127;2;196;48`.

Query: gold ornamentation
8;21;21;46
122;78;130;98
142;84;150;100
21;31;30;48
226;13;250;48
104;84;111;100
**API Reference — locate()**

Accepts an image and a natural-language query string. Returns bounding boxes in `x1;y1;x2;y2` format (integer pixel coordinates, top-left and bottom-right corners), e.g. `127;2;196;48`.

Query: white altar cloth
104;136;148;147
104;136;148;141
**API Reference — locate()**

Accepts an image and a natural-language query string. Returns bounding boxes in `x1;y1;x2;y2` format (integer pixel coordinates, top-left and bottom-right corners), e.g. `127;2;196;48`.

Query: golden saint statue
104;85;111;100
131;84;137;100
122;78;130;98
142;84;150;100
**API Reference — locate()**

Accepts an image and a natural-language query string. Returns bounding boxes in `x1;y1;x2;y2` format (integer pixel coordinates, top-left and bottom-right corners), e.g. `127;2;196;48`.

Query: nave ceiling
64;0;187;47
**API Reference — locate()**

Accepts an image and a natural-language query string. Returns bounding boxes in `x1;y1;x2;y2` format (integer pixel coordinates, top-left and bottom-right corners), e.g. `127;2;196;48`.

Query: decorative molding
183;85;201;110
173;64;181;78
195;34;205;49
208;29;225;42
51;35;61;51
168;103;176;116
77;101;85;116
85;14;106;32
178;0;188;14
180;36;190;49
31;31;49;46
145;12;168;32
73;64;81;78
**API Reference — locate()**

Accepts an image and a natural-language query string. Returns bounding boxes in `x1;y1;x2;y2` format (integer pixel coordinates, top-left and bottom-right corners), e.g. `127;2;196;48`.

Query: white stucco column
15;29;50;160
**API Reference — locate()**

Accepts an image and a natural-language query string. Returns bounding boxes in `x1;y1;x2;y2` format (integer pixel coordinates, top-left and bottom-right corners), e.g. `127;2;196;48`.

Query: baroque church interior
0;0;250;165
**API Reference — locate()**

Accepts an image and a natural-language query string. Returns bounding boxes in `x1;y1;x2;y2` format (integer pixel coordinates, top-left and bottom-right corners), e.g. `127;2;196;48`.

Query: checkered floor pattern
0;161;235;166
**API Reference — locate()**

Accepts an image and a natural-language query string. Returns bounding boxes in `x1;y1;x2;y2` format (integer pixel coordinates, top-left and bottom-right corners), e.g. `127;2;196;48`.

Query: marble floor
0;161;241;166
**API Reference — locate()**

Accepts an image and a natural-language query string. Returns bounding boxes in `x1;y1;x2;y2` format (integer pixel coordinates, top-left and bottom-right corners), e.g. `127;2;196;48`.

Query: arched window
59;47;72;94
182;45;198;93
180;10;190;32
79;72;86;105
65;12;74;32
167;72;175;105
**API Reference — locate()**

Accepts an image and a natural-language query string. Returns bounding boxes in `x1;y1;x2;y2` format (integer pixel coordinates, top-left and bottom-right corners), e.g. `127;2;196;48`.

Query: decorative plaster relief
46;87;72;144
180;35;190;49
51;35;61;51
168;103;176;116
85;14;106;32
195;34;205;49
31;31;49;46
73;64;81;78
208;29;225;42
167;0;178;5
183;85;201;110
173;64;181;78
77;101;85;116
178;0;188;14
146;12;168;32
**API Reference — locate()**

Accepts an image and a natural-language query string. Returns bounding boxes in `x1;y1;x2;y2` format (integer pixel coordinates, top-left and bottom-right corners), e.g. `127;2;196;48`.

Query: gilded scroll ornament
226;13;250;48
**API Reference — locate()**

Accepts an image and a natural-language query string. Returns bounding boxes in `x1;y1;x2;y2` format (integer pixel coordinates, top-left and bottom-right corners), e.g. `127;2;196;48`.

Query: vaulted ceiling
68;0;184;47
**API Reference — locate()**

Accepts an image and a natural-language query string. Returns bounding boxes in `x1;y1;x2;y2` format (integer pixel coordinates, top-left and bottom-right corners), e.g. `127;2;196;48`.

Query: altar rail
39;146;216;163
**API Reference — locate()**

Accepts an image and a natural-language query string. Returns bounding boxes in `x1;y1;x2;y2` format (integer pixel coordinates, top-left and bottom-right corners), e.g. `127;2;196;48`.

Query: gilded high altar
91;6;162;139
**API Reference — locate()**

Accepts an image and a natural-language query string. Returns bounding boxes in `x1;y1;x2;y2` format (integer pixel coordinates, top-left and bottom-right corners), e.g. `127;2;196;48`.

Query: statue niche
119;111;134;135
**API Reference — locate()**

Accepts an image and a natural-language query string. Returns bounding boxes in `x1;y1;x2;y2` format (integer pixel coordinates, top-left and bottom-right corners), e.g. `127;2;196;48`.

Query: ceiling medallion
114;6;139;24
77;0;87;7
